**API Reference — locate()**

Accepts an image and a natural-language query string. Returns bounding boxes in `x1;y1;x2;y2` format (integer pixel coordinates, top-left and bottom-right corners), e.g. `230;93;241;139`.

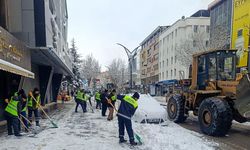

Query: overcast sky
67;0;213;71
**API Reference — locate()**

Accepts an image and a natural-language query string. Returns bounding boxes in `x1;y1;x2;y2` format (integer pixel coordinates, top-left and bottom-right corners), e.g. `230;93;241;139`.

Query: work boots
36;121;40;127
130;140;138;146
119;138;127;143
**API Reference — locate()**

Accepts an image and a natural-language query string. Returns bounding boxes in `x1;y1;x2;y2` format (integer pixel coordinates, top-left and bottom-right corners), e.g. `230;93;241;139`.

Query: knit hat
132;92;140;99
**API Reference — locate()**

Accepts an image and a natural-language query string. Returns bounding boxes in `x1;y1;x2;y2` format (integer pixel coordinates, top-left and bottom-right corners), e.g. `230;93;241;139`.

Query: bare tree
209;23;231;49
107;58;128;89
81;54;101;86
176;30;209;68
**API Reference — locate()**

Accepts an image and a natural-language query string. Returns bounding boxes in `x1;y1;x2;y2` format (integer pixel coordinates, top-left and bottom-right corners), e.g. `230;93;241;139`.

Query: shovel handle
18;117;30;132
30;95;52;121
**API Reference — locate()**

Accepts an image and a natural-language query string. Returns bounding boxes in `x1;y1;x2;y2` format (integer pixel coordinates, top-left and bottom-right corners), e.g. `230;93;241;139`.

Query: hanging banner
231;0;250;68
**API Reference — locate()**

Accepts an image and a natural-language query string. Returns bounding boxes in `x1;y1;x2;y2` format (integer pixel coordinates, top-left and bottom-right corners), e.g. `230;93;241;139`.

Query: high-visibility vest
28;95;40;109
95;92;101;101
111;95;117;101
76;91;86;101
123;95;138;108
22;99;27;112
5;94;19;117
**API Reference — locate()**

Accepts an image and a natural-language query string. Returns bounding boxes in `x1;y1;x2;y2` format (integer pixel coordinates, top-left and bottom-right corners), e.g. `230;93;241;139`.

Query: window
171;70;173;78
218;52;236;80
174;69;176;77
208;56;217;80
163;61;165;68
206;25;210;33
193;40;197;47
206;40;209;47
194;25;198;33
162;72;164;78
147;48;151;55
171;57;173;64
167;59;169;66
154;43;159;50
166;71;168;78
175;56;177;64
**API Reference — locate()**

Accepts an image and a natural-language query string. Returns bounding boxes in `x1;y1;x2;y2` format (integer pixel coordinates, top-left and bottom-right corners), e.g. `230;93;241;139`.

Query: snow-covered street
0;101;218;150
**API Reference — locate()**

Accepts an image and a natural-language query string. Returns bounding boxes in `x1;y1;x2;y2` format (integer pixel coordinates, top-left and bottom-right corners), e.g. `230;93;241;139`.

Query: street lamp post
117;43;140;90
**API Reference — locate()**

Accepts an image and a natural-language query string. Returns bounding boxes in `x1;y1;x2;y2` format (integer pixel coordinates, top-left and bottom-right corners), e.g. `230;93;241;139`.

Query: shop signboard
231;0;250;68
0;26;31;70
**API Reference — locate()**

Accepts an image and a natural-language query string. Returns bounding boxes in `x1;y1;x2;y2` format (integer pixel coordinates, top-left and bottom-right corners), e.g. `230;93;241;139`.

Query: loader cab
194;50;237;90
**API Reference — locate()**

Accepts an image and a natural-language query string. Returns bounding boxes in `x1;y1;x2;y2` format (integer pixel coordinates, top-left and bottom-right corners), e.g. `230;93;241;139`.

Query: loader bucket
236;73;250;118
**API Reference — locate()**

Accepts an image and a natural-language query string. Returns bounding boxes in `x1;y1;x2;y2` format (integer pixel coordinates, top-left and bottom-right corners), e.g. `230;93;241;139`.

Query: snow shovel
30;94;58;128
107;99;143;145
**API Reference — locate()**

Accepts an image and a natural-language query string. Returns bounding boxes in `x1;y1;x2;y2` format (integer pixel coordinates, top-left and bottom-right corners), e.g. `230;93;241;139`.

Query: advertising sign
231;0;250;68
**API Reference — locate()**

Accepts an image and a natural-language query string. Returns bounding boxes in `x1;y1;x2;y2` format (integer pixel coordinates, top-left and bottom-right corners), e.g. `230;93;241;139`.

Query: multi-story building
159;10;210;84
140;26;168;89
208;0;232;49
0;0;72;121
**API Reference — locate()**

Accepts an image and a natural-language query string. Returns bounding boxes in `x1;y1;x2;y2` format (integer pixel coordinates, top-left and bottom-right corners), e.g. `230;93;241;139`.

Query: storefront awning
0;59;34;79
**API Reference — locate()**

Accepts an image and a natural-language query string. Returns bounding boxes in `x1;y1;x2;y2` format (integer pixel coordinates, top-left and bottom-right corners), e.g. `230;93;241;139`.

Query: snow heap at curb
133;94;167;123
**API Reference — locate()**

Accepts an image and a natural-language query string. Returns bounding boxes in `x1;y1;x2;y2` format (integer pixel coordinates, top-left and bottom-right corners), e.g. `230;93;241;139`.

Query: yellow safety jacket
95;92;101;101
28;95;41;109
5;93;19;117
123;95;138;108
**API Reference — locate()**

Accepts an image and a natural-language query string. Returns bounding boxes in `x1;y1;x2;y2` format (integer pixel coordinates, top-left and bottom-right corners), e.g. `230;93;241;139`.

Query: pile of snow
133;94;167;123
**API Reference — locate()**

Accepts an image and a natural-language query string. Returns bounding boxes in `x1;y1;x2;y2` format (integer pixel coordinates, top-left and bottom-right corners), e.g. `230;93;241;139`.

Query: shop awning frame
0;58;35;79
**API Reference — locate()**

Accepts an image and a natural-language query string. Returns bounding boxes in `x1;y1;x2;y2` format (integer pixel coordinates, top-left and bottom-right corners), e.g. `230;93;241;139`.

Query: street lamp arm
131;46;140;55
116;43;132;57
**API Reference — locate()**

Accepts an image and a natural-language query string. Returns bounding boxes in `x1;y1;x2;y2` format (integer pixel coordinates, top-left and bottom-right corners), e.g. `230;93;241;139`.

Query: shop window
194;25;198;33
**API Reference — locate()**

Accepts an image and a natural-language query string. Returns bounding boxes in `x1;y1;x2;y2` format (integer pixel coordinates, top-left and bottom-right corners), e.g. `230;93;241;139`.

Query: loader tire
198;98;232;136
167;94;187;123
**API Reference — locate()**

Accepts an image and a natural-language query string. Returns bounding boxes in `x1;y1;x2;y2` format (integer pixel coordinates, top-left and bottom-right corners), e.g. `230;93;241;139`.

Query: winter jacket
101;92;109;104
117;95;138;118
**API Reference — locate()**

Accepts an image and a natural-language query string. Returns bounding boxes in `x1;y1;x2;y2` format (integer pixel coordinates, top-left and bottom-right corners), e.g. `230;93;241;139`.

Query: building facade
159;10;210;83
208;0;232;49
140;26;168;88
0;0;72;121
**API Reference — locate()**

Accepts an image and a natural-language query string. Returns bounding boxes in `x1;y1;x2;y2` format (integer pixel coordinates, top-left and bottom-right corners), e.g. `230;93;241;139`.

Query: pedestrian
28;88;41;127
75;89;87;113
100;89;109;116
115;92;140;145
95;90;101;109
19;89;28;132
4;90;25;136
107;89;116;121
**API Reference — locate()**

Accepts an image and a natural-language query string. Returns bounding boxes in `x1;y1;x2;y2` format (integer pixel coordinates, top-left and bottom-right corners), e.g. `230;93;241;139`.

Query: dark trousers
75;101;87;112
5;114;20;136
101;103;107;116
96;100;101;109
118;116;134;141
28;108;40;125
19;111;28;131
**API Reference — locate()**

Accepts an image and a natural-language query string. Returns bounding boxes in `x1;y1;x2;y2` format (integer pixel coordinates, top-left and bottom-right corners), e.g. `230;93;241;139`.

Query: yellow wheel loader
167;49;250;136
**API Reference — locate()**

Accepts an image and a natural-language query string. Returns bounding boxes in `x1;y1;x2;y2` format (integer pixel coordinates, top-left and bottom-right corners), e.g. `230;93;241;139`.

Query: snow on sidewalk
0;103;218;150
